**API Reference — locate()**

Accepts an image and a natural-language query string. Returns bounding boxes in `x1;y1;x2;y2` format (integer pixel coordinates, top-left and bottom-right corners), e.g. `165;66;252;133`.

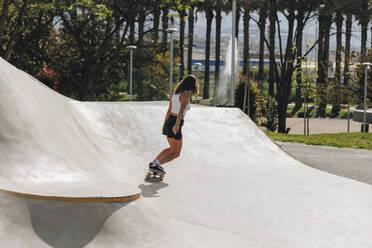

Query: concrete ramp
0;57;139;201
1;57;372;247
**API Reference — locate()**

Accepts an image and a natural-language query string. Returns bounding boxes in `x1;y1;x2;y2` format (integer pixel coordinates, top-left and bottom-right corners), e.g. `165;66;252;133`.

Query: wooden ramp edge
0;188;141;202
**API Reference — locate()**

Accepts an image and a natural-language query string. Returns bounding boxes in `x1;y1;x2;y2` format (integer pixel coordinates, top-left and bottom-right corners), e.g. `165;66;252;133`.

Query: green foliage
99;81;128;101
262;97;278;131
234;74;259;121
136;51;180;101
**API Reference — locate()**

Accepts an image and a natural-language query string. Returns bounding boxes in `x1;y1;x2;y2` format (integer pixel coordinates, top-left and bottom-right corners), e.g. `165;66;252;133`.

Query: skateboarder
148;75;199;175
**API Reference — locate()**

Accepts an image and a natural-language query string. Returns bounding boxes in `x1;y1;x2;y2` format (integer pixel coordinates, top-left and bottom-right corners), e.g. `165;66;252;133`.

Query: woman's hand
172;124;180;135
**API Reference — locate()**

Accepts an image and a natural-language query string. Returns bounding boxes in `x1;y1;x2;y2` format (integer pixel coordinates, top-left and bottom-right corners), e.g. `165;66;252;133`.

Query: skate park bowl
1;57;372;247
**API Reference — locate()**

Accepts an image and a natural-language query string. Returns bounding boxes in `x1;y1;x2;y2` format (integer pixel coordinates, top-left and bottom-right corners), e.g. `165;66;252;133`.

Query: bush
262;97;278;131
234;74;278;131
234;74;260;120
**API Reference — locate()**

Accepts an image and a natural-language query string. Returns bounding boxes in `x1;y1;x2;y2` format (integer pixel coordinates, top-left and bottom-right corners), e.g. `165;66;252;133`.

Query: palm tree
258;1;268;84
161;6;169;49
214;3;223;98
268;2;276;97
344;13;352;85
153;0;161;44
176;5;187;79
356;0;370;62
317;0;334;117
187;4;195;74
214;0;229;98
331;7;344;115
242;1;252;76
197;0;215;99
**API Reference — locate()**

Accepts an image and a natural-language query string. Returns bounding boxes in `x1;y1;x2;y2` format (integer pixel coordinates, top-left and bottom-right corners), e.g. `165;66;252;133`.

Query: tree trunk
294;11;304;111
331;11;343;115
153;1;160;44
129;12;135;44
243;7;250;76
361;20;368;62
269;6;276;98
162;8;169;49
317;10;331;117
344;14;352;85
235;4;240;40
277;2;296;133
203;9;214;99
179;9;186;79
138;7;146;46
187;6;194;75
360;16;368;103
258;6;267;85
214;8;222;98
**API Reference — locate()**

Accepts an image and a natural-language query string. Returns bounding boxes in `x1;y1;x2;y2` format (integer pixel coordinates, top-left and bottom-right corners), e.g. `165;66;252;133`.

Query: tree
187;1;197;75
253;0;319;132
50;1;154;100
197;0;215;99
242;1;252;76
317;0;334;117
1;0;30;61
214;0;229;98
257;0;268;84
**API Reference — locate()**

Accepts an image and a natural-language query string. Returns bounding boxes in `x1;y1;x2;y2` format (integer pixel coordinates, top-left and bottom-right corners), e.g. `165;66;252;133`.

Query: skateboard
145;170;165;182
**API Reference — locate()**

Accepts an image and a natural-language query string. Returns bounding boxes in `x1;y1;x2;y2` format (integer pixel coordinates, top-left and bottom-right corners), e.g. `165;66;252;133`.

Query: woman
149;75;199;174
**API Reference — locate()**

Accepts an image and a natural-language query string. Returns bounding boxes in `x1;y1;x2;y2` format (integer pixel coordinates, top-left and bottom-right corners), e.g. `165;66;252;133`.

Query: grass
266;131;372;150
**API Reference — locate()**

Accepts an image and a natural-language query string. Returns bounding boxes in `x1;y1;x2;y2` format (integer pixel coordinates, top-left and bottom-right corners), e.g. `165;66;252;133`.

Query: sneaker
150;165;166;174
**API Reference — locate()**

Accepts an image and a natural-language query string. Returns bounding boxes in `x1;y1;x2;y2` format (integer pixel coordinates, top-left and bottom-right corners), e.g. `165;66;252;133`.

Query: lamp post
362;62;371;132
166;28;178;98
127;45;137;101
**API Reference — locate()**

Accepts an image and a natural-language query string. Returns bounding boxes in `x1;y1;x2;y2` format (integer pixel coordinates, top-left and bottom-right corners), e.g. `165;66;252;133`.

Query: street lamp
166;28;178;98
361;62;371;132
127;45;136;101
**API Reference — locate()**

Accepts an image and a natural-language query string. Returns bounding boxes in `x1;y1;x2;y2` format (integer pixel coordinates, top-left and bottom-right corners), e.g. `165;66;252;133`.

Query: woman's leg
155;138;172;160
158;138;182;164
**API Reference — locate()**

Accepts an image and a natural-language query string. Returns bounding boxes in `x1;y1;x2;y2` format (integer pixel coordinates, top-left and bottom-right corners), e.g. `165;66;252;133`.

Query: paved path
277;141;372;186
286;117;362;134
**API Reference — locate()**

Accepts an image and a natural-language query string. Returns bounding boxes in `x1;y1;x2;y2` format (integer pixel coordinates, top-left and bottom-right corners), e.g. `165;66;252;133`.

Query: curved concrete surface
0;57;139;201
1;57;372;247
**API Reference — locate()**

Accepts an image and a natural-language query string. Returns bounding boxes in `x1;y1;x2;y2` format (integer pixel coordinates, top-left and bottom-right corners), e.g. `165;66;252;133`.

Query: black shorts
162;115;184;140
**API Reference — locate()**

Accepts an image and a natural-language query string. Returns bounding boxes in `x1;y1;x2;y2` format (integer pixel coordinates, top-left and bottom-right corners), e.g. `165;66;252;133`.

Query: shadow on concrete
138;182;169;198
27;199;129;248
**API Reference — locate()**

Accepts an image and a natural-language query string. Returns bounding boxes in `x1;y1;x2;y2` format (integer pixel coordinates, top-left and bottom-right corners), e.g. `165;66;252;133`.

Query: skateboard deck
145;170;165;182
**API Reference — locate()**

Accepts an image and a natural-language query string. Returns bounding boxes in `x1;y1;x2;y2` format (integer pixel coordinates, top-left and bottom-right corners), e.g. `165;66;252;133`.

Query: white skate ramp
1;57;372;247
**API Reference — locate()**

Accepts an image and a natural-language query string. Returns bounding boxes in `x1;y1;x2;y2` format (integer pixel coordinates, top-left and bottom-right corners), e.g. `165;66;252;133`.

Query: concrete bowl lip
0;187;141;202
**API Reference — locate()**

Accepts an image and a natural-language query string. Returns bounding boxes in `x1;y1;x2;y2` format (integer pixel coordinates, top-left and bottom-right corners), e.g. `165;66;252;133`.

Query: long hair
174;75;199;95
